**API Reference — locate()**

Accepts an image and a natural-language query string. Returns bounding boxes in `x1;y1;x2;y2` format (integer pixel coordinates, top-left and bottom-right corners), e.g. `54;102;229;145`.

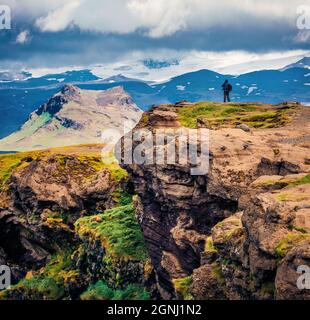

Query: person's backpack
227;84;233;92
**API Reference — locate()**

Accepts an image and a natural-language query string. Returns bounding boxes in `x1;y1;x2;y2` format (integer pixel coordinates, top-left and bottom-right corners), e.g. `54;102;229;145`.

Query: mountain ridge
0;57;309;139
0;85;142;151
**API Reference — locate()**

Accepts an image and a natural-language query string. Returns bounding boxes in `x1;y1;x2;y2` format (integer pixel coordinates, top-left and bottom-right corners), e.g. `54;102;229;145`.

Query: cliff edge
121;101;310;300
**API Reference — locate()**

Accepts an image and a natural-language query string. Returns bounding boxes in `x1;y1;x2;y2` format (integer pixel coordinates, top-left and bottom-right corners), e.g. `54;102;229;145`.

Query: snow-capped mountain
282;57;310;71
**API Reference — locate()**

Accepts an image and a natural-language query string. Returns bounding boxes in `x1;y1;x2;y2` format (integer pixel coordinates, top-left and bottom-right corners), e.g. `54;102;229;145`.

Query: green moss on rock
287;174;310;187
75;204;148;261
0;277;65;300
80;280;150;300
275;233;310;258
173;276;194;300
205;236;218;253
211;263;226;286
0;250;80;300
111;188;133;206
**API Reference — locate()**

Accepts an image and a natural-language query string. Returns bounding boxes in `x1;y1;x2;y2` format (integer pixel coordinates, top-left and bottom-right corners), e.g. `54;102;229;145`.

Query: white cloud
36;1;80;32
4;0;302;38
16;30;30;44
88;49;310;81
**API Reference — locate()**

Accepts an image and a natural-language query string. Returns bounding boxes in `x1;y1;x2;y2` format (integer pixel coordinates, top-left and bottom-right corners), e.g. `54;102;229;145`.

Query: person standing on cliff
222;80;232;103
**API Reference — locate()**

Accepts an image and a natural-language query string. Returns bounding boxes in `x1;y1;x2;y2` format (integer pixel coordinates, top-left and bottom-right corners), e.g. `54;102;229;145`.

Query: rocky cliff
121;101;310;300
0;100;309;301
0;145;155;300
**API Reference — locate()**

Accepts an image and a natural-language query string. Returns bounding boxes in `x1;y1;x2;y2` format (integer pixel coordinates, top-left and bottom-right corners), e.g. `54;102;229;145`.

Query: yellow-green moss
275;233;310;258
276;192;309;202
287;174;310;187
176;102;294;129
173;276;194;300
0;277;65;300
213;215;244;243
276;193;290;202
42;251;80;285
0;250;78;300
0;154;24;187
139;113;150;127
288;225;308;234
0;144;127;190
254;174;310;190
205;236;218;253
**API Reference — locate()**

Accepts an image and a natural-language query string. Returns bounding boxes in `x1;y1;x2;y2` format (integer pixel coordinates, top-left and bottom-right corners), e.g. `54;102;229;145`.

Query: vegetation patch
0;154;24;187
212;214;244;244
205;236;218;254
42;251;80;285
176;102;294;129
253;174;310;191
276;191;309;202
275;233;310;258
288;225;308;234
0;250;79;300
111;188;133;206
211;263;226;286
103;162;128;183
80;280;150;300
138;113;150;127
0;144;127;190
75;204;148;261
287;174;310;187
0;276;64;300
173;276;194;300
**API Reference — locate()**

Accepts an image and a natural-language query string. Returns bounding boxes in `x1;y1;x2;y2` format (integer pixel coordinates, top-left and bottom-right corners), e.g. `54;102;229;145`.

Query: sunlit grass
75;204;148;262
176;102;294;129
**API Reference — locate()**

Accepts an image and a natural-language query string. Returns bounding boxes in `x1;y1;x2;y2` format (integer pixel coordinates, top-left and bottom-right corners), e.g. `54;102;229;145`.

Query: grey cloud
0;0;309;70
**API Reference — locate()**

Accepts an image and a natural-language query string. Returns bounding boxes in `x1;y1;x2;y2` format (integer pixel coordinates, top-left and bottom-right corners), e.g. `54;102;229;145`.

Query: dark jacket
222;81;232;92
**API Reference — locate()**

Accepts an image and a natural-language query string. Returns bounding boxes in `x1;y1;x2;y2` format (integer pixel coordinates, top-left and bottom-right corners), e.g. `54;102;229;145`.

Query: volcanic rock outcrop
121;101;310;300
0;145;155;300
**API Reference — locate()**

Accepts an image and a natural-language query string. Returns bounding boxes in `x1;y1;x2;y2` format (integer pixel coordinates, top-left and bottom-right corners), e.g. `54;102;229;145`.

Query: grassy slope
176;102;296;129
0;144;127;188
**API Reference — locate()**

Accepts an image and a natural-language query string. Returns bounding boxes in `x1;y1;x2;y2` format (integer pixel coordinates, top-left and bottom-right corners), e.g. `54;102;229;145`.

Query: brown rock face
120;102;310;300
9;155;117;218
0;210;51;283
0;152;122;284
276;243;310;300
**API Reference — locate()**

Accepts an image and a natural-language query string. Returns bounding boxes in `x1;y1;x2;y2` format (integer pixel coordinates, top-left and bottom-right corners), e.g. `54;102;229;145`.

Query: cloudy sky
0;0;310;78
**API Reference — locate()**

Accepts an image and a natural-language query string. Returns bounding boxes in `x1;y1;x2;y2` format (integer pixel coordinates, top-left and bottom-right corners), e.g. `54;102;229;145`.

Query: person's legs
224;91;228;102
227;92;230;102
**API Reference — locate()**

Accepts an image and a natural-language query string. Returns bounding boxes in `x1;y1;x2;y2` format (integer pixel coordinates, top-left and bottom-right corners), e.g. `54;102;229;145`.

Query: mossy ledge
75;204;148;262
176;102;296;129
0;144;127;189
275;233;310;258
173;276;194;300
80;280;150;300
0;250;79;300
